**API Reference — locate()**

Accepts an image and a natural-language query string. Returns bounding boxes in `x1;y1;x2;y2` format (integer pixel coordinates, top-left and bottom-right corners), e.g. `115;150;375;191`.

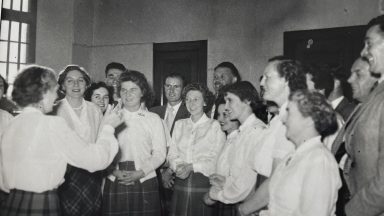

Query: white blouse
0;107;118;193
253;102;295;177
261;136;341;216
210;114;266;204
114;108;167;183
56;98;103;142
168;114;226;177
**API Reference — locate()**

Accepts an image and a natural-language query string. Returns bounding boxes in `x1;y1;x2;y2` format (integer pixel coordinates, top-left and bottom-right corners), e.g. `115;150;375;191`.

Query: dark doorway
284;25;366;100
153;40;207;106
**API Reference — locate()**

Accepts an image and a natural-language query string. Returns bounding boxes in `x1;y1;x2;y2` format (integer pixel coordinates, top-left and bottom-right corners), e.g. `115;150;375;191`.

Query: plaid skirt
58;166;102;216
0;189;60;216
212;202;237;216
102;161;161;216
170;172;215;216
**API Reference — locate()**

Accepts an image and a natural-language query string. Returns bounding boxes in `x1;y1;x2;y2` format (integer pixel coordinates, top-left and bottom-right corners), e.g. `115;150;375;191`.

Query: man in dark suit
341;15;384;216
331;57;378;216
149;72;190;216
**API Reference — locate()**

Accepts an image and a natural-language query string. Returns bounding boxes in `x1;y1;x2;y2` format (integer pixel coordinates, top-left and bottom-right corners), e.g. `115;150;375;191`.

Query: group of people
1;14;384;216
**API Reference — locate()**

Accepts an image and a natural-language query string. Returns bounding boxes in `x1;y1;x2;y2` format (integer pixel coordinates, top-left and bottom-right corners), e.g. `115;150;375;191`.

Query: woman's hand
102;104;123;128
175;163;193;179
113;169;145;186
161;168;175;188
203;192;216;206
209;174;226;189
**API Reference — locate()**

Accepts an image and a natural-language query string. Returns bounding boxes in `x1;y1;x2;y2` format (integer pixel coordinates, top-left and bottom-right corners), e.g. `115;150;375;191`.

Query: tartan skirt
58;166;102;216
212;202;237;216
170;172;215;216
102;161;161;216
0;189;60;216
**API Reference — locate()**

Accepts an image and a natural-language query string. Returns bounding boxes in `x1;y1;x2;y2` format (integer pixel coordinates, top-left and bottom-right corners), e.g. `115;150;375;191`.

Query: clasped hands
175;163;193;179
203;174;226;206
113;169;145;186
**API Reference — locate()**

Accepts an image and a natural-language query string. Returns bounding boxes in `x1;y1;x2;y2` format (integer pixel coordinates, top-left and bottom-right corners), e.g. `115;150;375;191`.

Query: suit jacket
343;82;384;216
335;97;356;122
149;103;190;136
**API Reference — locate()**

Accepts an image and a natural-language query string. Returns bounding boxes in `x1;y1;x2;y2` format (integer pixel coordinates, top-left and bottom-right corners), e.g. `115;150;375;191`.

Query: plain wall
35;0;380;90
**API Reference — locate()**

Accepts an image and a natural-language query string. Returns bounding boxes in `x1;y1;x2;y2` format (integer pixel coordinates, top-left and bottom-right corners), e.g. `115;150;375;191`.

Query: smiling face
348;58;377;102
106;68;123;88
361;25;384;75
62;70;87;99
120;81;143;111
283;101;310;143
164;77;183;105
260;61;288;106
91;87;110;112
213;67;236;93
185;90;205;118
216;103;239;133
224;92;251;123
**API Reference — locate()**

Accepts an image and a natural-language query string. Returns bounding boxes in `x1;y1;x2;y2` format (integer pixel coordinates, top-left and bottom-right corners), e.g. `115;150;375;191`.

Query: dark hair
0;74;9;94
163;72;186;87
213;95;226;119
329;65;353;99
105;62;126;76
367;15;384;33
221;81;267;123
84;81;114;105
289;89;338;141
118;70;154;107
214;62;241;82
269;57;307;92
304;63;335;98
12;65;57;107
182;83;214;114
57;65;91;98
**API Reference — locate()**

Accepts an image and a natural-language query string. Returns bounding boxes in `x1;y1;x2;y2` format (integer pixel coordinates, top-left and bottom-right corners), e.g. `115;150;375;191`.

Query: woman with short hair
102;70;166;216
168;83;225;216
0;65;121;215
84;81;114;114
56;65;105;216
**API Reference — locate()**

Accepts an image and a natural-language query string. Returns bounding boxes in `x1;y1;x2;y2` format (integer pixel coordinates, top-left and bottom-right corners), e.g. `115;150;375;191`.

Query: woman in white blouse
102;70;166;216
204;81;267;212
168;83;226;216
55;65;105;216
239;90;341;216
0;65;121;215
0;108;13;205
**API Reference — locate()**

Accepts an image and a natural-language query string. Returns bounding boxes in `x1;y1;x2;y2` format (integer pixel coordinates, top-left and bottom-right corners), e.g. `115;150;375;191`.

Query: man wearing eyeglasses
150;72;190;216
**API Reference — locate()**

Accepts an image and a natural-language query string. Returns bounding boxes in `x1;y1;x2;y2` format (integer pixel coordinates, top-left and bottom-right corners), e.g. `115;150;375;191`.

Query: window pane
8;63;18;83
0;20;10;40
0;42;8;62
2;0;11;9
9;42;18;63
12;0;21;11
0;63;6;79
22;0;29;12
20;23;28;43
20;43;27;63
10;21;20;42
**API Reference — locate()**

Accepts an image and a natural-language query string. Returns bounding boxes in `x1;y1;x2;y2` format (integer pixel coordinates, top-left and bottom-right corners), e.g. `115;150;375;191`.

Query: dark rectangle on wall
153;40;207;107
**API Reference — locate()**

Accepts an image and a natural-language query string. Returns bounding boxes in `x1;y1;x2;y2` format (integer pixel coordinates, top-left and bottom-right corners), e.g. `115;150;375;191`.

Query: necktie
166;106;175;131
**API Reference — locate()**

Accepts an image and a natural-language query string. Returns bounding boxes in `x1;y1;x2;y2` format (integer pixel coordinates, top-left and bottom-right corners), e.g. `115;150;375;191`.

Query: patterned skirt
102;161;161;216
170;172;215;216
212;202;238;216
0;189;60;216
58;166;102;216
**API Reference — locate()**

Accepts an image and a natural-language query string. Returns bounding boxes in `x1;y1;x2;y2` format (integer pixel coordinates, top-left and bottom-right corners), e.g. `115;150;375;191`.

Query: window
1;0;36;95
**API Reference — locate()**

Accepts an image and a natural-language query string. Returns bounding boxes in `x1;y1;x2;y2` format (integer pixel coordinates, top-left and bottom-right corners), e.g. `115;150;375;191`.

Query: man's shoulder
149;105;166;113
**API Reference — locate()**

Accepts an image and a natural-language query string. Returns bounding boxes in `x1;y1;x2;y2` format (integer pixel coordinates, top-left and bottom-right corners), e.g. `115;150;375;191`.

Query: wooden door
153;40;207;106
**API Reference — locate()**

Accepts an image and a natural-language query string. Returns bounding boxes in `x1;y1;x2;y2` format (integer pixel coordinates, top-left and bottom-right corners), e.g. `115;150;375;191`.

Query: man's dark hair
367;15;384;33
163;72;186;87
214;62;241;82
105;62;126;76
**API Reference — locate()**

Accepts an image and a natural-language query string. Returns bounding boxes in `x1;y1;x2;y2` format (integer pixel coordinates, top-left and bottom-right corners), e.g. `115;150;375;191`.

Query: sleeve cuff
140;163;154;176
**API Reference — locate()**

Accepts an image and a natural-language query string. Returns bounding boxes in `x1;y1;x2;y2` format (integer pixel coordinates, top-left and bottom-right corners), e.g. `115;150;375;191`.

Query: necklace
72;104;83;110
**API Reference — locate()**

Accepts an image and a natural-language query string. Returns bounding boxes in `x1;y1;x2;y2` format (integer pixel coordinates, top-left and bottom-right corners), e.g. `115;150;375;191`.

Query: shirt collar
331;96;344;109
167;101;182;113
277;101;288;122
123;107;146;117
189;113;209;126
227;129;239;139
239;114;257;131
295;136;322;155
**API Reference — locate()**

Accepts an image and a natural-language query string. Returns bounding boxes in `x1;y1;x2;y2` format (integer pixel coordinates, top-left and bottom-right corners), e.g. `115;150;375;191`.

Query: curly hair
84;81;114;105
220;81;267;123
367;15;384;33
182;83;214;114
214;61;241;82
12;65;57;108
118;70;154;107
304;63;335;98
289;89;338;141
